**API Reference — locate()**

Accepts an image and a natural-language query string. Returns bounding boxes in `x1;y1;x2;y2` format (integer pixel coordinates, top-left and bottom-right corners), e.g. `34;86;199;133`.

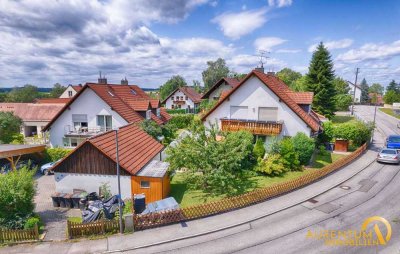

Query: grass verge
379;108;400;119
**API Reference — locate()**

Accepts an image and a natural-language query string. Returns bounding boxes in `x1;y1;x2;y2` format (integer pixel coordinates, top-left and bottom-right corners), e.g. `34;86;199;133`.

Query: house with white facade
202;69;322;138
201;77;240;101
43;78;171;148
162;86;202;112
59;84;83;98
349;83;362;103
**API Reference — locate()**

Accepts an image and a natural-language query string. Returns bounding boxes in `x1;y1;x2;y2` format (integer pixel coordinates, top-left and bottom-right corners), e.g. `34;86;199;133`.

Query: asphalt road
133;106;400;254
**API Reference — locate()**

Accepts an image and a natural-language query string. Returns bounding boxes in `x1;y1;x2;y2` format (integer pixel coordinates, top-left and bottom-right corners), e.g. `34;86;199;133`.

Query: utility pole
351;67;360;115
115;129;123;234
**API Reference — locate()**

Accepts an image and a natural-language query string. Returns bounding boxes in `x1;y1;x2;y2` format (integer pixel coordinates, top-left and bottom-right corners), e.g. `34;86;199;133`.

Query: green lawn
170;152;346;208
332;115;354;123
379;108;400;119
67;217;82;223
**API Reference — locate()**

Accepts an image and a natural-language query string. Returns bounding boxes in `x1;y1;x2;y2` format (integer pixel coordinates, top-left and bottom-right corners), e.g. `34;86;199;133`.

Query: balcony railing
64;125;112;137
221;118;283;135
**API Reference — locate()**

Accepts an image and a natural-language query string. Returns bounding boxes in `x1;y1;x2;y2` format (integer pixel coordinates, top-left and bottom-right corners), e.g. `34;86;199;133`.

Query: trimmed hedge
44;147;71;163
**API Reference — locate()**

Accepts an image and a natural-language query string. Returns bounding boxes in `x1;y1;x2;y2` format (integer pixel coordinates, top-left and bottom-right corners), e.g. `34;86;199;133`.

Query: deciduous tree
159;75;187;100
50;83;66;98
202;58;230;90
5;85;39;103
369;83;384;95
0;112;22;144
276;68;302;90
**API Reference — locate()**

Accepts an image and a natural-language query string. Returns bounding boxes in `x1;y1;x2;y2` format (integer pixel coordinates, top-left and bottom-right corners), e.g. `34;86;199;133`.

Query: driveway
34;173;80;241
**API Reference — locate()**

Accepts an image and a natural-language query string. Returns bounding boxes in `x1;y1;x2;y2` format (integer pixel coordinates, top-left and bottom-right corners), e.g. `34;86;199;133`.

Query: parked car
386;135;400;149
377;148;400;164
40;159;61;175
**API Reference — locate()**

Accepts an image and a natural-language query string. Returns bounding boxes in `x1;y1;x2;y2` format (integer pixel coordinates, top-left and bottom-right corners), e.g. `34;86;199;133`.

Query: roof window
131;89;136;95
108;90;115;97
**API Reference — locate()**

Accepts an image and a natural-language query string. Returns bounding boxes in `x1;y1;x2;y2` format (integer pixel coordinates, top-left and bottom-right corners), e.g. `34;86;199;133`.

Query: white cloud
308;39;354;52
212;8;267;40
254;37;287;51
276;49;301;53
268;0;293;8
336;40;400;63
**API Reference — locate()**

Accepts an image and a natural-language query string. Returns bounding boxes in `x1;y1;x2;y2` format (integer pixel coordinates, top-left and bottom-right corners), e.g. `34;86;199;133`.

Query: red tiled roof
0;103;64;121
72;85;83;92
201;77;241;99
88;123;164;175
35;98;71;104
162;86;202;104
43;83;170;131
287;91;314;105
201;70;321;132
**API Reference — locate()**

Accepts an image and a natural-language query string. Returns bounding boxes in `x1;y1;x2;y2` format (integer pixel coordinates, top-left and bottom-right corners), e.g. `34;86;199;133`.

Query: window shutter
72;114;87;122
258;107;278;122
230;106;248;119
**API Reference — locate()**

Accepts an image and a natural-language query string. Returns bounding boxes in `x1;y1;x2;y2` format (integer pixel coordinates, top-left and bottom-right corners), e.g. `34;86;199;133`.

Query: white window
258;107;278;122
62;137;85;147
68;91;73;97
171;96;174;101
97;115;112;131
156;108;161;117
230;106;248;120
146;110;151;120
72;114;88;131
140;181;150;188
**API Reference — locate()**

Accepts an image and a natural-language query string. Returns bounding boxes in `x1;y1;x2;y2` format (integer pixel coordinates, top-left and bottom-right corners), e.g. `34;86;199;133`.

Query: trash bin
134;194;146;214
59;193;67;208
329;142;335;151
51;192;61;207
64;194;73;208
71;193;81;208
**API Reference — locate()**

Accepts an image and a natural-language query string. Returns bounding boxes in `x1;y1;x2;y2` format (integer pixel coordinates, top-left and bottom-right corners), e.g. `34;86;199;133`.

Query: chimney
267;71;275;76
121;77;128;85
98;71;107;84
254;66;264;73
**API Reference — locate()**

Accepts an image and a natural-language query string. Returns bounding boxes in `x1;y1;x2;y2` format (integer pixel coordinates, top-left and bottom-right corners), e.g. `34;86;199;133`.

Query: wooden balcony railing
220;119;283;135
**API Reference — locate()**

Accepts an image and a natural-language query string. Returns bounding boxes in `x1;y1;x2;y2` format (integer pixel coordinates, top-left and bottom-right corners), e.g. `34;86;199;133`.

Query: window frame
140;180;150;189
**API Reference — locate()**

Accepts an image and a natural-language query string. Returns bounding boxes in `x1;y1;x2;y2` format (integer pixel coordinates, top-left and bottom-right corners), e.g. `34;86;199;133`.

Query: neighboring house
162;86;202;112
201;77;240;101
43;78;171;148
0;103;64;138
349;83;362;103
202;69;322;139
52;123;170;202
35;98;71;104
59;84;83;98
369;93;383;105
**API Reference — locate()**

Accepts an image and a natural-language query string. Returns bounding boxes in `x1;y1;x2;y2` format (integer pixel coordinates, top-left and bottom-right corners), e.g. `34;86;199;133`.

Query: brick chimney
254;66;264;73
121;77;128;85
98;71;107;84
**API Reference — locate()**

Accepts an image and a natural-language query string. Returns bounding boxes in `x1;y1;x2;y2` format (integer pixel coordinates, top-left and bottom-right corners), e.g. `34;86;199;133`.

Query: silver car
377;148;400;164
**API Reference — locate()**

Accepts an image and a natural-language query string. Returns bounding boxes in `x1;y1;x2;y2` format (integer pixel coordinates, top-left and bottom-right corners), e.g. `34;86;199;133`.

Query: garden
166;116;373;207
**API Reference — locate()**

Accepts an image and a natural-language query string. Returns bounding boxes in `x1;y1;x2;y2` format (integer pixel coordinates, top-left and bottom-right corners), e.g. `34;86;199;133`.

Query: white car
40;159;61;175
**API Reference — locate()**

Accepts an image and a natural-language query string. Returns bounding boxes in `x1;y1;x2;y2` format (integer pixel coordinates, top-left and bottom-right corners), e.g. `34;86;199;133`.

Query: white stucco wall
60;86;78;98
165;90;195;109
350;87;362;103
54;173;132;199
204;76;312;137
208;81;234;100
49;88;128;147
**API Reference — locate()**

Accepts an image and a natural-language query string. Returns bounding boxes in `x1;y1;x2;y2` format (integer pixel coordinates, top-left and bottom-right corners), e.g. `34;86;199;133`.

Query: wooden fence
0;224;39;243
134;143;367;230
67;219;121;239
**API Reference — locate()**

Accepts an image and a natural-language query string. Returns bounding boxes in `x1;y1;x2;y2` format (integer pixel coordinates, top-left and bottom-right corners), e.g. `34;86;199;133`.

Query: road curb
104;151;376;253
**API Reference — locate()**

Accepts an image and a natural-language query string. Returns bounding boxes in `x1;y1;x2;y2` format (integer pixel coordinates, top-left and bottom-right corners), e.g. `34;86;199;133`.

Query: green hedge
166;109;186;114
168;114;194;129
44;147;71;163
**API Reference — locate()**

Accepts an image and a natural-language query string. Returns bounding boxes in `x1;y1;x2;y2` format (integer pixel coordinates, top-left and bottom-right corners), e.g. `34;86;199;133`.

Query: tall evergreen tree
305;42;336;118
386;80;399;93
360;78;370;103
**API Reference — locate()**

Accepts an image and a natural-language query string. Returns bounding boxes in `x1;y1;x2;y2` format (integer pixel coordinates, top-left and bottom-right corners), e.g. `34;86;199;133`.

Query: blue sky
0;0;399;88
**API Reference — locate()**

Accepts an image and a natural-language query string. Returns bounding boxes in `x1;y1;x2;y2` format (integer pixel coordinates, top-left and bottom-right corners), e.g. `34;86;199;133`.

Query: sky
0;0;399;88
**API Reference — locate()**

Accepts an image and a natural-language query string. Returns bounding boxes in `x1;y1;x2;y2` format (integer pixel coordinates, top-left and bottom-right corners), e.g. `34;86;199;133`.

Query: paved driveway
34;173;79;241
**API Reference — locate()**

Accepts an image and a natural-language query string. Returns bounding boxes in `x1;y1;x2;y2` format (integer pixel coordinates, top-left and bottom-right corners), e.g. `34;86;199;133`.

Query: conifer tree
360;78;370;103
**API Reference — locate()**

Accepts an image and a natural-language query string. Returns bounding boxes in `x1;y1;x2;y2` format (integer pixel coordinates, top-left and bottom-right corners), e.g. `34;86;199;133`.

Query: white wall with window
60;85;78;98
204;76;311;137
164;90;195;110
49;88;128;147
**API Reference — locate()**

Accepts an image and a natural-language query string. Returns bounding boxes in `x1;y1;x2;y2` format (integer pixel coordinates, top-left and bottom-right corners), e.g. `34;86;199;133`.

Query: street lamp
115;128;123;234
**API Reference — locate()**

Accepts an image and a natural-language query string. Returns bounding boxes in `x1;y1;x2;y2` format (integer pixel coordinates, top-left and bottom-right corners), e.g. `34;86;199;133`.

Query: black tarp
82;195;124;223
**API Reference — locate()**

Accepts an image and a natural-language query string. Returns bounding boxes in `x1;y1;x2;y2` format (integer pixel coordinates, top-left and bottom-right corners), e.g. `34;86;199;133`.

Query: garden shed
52;123;170;202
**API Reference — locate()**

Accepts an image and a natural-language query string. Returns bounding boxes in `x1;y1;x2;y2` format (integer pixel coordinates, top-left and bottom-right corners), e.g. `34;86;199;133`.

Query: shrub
333;120;373;146
292;133;315;165
168;114;194;129
24;216;40;229
279;138;301;171
161;122;178;145
317;121;334;144
11;133;24;144
44;147;71;163
166;109;186;114
99;182;112;199
253;138;266;159
334;94;353;111
0;167;36;229
255;154;287;176
318;145;329;156
140;119;162;139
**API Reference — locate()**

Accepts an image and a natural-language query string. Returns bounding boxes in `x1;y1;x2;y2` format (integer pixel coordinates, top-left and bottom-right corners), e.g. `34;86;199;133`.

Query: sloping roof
287;91;314;105
162;86;202;104
0;103;64;122
201;70;321;132
88;123;164;175
43;83;170;131
201;77;241;99
35;98;71;104
71;85;83;92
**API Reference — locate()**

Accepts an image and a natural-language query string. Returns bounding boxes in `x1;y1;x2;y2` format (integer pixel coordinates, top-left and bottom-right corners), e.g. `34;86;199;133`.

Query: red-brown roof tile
72;85;83;92
162;86;202;104
201;70;321;132
35;98;71;104
287;91;314;105
0;103;64;121
201;77;241;99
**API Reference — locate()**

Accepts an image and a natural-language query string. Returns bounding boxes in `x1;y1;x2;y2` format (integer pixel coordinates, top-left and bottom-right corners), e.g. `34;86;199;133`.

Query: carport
0;144;46;170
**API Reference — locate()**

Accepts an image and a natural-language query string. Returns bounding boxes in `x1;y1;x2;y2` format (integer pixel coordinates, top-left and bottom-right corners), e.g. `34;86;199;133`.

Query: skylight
131;89;136;95
108;90;114;97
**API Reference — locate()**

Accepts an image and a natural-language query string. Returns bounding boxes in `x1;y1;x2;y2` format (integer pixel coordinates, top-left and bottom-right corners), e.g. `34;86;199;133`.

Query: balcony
64;125;111;137
173;100;186;105
220;118;283;135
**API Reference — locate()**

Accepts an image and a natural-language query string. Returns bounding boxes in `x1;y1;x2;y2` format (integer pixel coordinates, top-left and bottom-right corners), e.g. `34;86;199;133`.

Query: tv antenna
258;50;270;68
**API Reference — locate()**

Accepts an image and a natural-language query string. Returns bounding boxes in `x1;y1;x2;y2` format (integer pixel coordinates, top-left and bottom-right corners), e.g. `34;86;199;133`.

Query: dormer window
156;108;161;117
68;91;73;97
146;110;151;120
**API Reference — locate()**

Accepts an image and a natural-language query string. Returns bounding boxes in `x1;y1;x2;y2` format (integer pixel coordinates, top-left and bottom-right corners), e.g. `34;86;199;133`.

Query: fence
67;219;121;239
134;143;367;230
0;224;39;243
